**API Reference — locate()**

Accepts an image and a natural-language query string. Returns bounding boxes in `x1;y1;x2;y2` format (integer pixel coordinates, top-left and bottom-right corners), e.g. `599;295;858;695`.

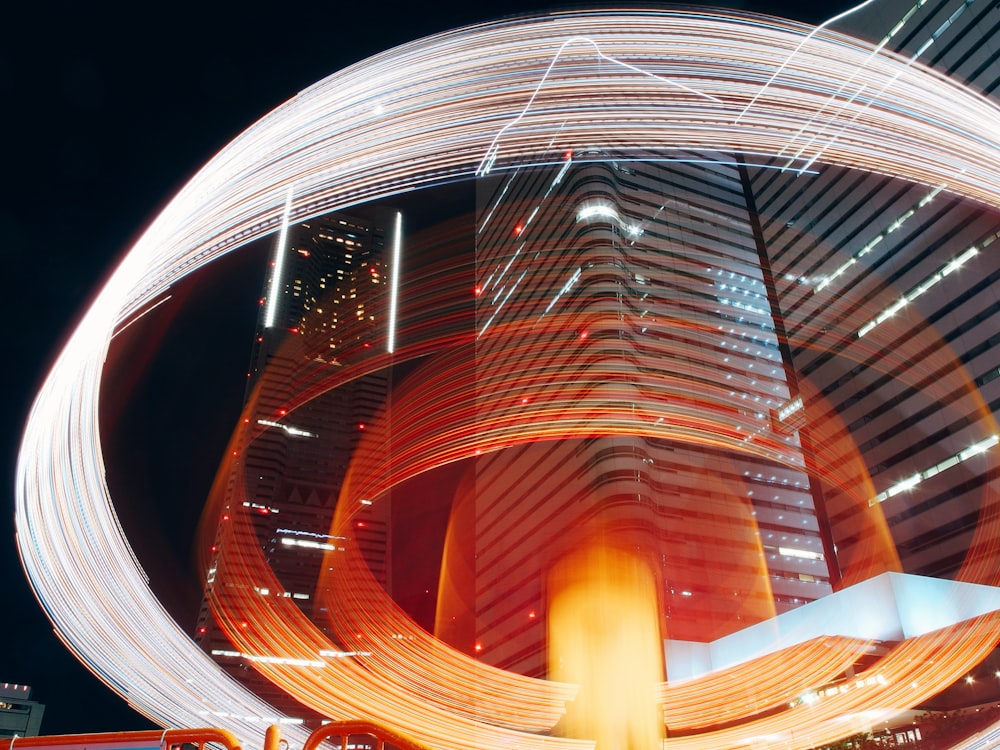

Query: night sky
3;0;848;736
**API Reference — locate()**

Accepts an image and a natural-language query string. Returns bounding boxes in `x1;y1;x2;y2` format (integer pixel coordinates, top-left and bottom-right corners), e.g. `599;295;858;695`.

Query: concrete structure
0;684;44;738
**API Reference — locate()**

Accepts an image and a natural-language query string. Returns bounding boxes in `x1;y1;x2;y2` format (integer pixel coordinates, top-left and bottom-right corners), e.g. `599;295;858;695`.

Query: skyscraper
433;152;833;679
195;206;399;717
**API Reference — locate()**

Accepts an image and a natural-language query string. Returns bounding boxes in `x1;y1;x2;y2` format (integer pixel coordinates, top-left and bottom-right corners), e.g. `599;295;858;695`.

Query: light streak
857;232;997;338
869;435;999;505
265;188;294;329
387;211;402;354
477;35;723;176
256;418;317;438
111;294;172;339
13;7;1000;750
734;0;880;125
786;0;981;174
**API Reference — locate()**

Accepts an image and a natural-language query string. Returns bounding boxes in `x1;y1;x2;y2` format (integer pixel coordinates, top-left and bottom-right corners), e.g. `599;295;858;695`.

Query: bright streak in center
388;211;402;353
265;188;294;329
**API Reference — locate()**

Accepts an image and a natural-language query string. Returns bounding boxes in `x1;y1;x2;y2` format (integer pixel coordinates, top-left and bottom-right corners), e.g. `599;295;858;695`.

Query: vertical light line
264;188;294;329
733;0;878;125
387;211;402;353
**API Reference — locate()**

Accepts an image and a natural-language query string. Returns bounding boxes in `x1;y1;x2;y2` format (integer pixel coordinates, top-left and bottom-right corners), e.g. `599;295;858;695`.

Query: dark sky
2;0;849;737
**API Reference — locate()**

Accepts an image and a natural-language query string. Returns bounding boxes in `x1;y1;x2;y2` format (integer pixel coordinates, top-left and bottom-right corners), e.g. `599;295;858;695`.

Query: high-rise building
438;0;1000;685
195;206;400;717
434;153;833;679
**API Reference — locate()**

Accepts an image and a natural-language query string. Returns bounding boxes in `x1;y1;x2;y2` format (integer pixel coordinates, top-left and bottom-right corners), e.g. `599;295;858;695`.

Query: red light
240;621;248;629
564;149;573;160
257;336;263;342
357;521;366;528
210;545;218;553
279;409;287;416
222;514;230;522
243;418;250;423
358;423;365;430
198;627;206;634
579;331;589;339
289;327;299;334
369;267;377;273
521;397;528;404
528;611;536;619
258;298;265;306
475;643;483;652
514;224;523;235
474;286;481;295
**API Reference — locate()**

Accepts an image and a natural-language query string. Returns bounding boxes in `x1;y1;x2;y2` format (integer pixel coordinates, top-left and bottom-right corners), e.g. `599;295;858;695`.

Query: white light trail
257;418;318;438
111;295;173;339
387;211;402;354
477;35;723;176
857;232;998;338
212;650;325;668
870;435;1000;505
265;188;294;329
281;537;339;552
734;0;879;125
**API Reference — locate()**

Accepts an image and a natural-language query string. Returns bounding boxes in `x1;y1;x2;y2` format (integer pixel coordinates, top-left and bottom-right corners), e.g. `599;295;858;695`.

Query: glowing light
387;211;402;354
779;547;824;561
549;545;663;750
576;203;619;223
265;188;294;329
256;418;317;438
778;396;803;422
870;436;999;505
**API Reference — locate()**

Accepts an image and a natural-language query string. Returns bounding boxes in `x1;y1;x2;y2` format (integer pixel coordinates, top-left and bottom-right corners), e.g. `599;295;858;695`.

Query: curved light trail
15;7;1000;750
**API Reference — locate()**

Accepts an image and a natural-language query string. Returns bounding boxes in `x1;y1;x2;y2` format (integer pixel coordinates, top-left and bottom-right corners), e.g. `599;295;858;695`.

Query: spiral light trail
15;7;1000;750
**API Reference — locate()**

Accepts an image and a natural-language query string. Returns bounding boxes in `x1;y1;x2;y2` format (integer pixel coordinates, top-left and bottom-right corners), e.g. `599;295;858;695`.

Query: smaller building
0;683;44;738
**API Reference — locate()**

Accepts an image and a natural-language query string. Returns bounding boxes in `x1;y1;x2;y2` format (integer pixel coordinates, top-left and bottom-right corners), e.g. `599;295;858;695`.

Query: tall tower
436;152;833;679
195;206;400;718
748;0;1000;589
